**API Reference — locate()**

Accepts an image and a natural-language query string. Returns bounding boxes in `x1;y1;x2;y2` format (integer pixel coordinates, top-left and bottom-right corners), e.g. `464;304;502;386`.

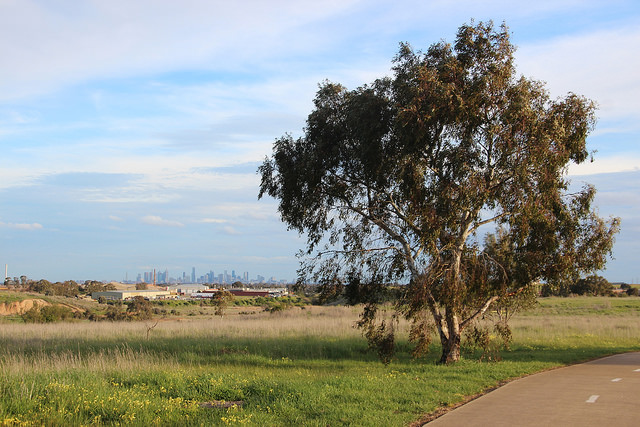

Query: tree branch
460;295;499;330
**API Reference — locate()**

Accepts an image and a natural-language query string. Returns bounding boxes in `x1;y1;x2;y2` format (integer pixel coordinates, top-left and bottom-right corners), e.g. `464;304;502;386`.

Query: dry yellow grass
0;306;381;374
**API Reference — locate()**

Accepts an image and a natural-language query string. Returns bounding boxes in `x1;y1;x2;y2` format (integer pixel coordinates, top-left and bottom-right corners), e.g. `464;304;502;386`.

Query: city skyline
1;1;639;283
135;267;284;285
2;263;290;285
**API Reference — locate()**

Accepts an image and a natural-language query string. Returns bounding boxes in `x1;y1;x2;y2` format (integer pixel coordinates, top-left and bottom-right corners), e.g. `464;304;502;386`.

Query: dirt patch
57;302;85;313
0;299;51;316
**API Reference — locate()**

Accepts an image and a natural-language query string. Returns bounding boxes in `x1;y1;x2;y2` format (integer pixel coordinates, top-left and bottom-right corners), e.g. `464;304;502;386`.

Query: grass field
1;297;640;426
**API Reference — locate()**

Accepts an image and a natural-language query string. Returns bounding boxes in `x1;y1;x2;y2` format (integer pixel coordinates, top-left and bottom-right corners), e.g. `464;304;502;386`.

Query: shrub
126;296;153;320
571;275;614;296
21;305;73;323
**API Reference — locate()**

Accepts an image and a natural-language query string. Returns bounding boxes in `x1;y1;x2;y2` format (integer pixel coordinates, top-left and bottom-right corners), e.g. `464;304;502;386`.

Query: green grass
0;291;38;304
525;295;640;316
1;301;640;426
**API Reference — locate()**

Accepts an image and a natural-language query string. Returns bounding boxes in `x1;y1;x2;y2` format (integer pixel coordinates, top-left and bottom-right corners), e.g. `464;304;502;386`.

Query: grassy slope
0;299;639;426
0;291;41;304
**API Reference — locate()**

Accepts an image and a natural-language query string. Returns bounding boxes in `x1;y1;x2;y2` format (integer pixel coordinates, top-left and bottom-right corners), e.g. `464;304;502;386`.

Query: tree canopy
259;21;620;363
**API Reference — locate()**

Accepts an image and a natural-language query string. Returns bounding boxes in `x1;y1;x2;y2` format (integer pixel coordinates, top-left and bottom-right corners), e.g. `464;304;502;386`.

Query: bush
571;275;614;296
21;305;73;323
126;296;153;320
105;304;128;321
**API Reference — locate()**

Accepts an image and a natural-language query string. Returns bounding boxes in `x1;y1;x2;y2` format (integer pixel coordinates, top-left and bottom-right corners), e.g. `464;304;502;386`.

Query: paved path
427;352;640;426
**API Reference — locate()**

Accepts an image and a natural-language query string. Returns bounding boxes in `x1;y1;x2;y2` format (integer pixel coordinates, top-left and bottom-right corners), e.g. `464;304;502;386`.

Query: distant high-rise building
191;267;196;283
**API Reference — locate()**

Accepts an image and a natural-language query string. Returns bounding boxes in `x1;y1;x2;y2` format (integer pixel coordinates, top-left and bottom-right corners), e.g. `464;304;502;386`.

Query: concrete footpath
426;352;640;426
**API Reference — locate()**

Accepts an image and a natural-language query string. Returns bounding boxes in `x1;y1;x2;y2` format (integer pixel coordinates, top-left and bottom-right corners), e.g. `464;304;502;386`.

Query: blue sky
1;0;638;283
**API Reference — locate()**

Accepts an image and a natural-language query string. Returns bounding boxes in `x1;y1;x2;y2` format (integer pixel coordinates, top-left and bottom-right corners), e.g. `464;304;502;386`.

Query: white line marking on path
634;369;640;372
586;395;599;403
612;378;623;382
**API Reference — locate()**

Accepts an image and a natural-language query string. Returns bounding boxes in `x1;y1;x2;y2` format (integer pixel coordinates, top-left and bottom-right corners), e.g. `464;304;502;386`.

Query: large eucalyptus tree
259;22;619;363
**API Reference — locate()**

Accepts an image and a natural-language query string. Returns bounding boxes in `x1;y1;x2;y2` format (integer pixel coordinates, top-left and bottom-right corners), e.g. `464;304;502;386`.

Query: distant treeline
3;276;115;297
540;275;638;297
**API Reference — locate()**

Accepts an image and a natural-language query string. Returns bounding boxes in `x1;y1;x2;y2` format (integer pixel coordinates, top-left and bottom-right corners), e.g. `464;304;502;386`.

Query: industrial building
91;289;172;301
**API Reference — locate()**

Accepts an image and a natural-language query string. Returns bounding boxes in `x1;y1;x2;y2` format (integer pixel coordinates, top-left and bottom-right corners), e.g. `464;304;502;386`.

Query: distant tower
191;267;196;283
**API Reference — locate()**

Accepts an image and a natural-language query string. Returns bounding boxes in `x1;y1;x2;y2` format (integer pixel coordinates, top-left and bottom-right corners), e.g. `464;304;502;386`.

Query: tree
258;21;620;363
570;275;613;296
83;280;107;294
212;290;234;317
29;279;52;294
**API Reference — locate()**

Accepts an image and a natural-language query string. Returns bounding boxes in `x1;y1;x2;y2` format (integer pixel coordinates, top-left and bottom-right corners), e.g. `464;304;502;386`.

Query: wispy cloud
0;0;358;101
200;218;228;224
223;226;241;235
568;155;640;176
141;215;184;227
0;221;43;230
516;25;640;121
1;0;638;282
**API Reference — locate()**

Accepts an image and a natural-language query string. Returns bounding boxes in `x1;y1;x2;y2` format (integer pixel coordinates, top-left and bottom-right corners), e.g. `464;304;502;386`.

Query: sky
1;0;639;284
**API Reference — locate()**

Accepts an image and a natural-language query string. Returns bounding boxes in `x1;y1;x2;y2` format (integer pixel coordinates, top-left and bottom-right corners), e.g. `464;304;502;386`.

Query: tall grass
1;302;640;426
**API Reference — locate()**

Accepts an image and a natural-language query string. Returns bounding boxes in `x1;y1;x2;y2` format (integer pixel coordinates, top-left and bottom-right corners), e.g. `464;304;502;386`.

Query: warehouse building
91;289;172;301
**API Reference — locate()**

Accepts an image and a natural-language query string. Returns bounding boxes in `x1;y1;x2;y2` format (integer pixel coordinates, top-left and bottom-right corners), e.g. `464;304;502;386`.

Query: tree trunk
439;330;461;364
439;309;462;364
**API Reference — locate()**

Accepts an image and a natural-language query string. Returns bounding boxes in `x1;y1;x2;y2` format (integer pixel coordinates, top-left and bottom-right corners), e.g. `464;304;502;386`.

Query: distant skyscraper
191;267;196;283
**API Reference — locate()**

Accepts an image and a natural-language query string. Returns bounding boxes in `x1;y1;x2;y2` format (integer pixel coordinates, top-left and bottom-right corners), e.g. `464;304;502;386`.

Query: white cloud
141;215;184;227
568;155;640;176
223;226;240;235
0;221;43;230
201;218;228;224
204;202;280;221
0;0;358;101
516;25;640;121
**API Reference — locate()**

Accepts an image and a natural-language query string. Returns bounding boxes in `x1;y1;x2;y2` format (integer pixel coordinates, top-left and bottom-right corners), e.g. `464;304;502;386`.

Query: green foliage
82;280;108;294
259;21;619;363
105;304;128;321
626;287;639;296
23;279;80;297
126;296;153;320
212;290;234;317
570;275;614;296
21;304;73;323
